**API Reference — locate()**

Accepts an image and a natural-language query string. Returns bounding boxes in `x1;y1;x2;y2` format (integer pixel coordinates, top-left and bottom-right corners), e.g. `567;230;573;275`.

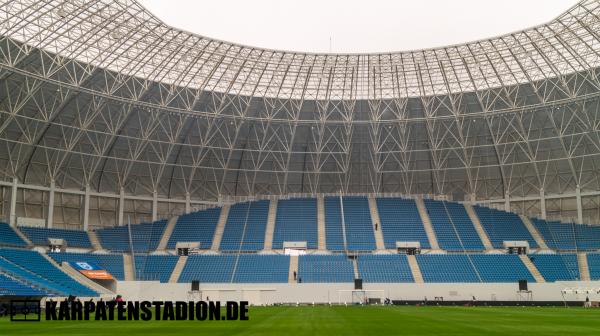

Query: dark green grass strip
1;306;599;336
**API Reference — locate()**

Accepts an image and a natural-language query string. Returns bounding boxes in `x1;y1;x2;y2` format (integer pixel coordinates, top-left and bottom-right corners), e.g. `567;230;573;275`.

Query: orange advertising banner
79;269;114;280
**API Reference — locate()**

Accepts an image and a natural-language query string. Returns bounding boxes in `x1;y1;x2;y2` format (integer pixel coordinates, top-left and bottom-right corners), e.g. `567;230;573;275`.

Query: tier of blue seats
0;222;28;247
96;220;167;252
469;254;534;283
0;273;46;296
273;198;318;249
220;200;269;251
297;254;354;283
532;218;600;251
19;226;92;248
0;248;96;296
233;254;289;283
530;254;580;281
425;200;484;251
416;254;480;283
357;254;413;282
48;252;125;281
324;196;376;251
167;208;221;249
134;255;179;282
376;198;430;249
178;254;236;283
588;253;600;280
473;206;538;248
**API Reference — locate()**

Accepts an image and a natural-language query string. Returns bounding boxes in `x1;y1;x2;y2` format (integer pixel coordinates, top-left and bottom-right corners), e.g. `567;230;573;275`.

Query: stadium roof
1;0;600;217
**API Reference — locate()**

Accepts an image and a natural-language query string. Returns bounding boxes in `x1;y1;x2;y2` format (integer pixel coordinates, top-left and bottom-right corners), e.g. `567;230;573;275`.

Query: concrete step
156;216;179;251
352;258;359;279
368;196;386;250
288;255;298;283
519;255;545;283
578;252;591;281
123;253;135;281
211;205;230;251
87;231;104;251
263;199;278;251
415;198;440;250
317;195;326;250
40;253;109;296
169;255;188;283
12;226;33;246
407;255;424;283
519;215;549;249
464;204;494;250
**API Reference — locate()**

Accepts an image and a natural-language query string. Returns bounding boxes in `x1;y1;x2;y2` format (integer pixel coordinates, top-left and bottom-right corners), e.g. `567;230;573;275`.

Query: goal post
337;289;385;305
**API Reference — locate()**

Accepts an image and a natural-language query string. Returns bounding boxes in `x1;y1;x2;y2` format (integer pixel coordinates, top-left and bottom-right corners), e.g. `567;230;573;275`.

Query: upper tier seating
416;254;480;283
96;220;167;252
357;254;414;283
134;255;179;283
0;273;46;296
220;200;269;252
0;222;28;247
48;252;125;281
324;196;376;251
0;248;96;297
424;200;484;251
233;254;290;283
297;254;354;283
468;254;534;283
530;254;580;281
588;253;600;280
473;206;538;249
273;198;318;249
376;198;430;249
19;226;92;248
167;208;221;249
178;254;237;283
532;218;600;251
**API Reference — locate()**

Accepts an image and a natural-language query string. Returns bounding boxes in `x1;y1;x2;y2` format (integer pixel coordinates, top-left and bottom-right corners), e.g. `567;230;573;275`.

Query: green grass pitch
1;306;598;336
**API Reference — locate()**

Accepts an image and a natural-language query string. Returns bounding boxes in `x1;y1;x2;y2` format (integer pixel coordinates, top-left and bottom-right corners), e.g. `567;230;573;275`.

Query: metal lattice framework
2;0;600;228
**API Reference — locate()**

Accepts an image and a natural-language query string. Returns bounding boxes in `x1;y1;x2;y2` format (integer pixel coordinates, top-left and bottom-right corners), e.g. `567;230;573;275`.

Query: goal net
336;290;385;305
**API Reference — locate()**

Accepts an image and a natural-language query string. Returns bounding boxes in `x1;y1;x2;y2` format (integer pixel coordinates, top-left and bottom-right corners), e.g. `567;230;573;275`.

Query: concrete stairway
578;253;591;281
406;255;424;283
288;255;298;283
519;215;549;249
123;253;135;281
352;258;360;279
12;226;33;246
263;199;278;251
367;196;386;250
317;195;326;250
519;255;545;283
464;204;494;250
415;198;440;250
41;253;112;296
169;256;188;283
87;231;104;251
156;216;179;250
210;205;230;251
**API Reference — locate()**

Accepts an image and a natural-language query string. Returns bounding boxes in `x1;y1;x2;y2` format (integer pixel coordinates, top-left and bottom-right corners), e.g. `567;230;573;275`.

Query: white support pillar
47;179;55;228
539;188;546;220
9;177;18;227
469;193;477;204
504;192;511;212
576;185;583;224
185;192;191;214
118;187;125;226
152;190;158;222
83;184;90;231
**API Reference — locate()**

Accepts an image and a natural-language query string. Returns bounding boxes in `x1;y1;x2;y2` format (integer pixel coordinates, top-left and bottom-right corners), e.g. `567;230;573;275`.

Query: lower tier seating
0;273;46;296
48;252;125;281
357;254;413;283
588;253;600;280
297;254;354;283
134;255;179;283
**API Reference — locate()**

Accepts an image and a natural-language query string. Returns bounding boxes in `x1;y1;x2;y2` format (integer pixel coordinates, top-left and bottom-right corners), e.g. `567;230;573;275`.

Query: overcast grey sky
138;0;578;53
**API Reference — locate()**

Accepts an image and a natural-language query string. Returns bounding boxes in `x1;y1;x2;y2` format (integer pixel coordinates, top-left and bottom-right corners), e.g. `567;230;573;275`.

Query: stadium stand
48;252;125;281
0;248;96;296
356;254;414;283
273;198;318;249
134;254;179;283
0;222;28;247
531;218;576;250
297;254;354;283
416;254;480;283
424;200;484;251
587;253;600;280
0;273;46;296
233;254;290;283
473;206;538;248
376;198;430;249
529;254;580;281
324;196;376;251
19;226;92;248
468;254;535;283
178;254;237;283
167;208;221;249
220;200;269;251
96;220;167;252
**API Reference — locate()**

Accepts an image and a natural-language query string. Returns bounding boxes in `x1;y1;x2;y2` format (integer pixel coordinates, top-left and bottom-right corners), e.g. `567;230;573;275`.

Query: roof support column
83;185;90;231
576;185;583;224
539;188;546;220
152;190;158;222
9;177;18;227
118;187;125;226
185;192;191;214
504;192;510;212
46;179;55;229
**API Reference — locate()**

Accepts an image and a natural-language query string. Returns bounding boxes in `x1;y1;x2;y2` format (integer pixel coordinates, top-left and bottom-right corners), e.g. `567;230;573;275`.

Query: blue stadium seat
134;254;179;282
0;222;28;247
273;198;318;249
220;200;269;252
298;254;354;283
376;198;430;249
416;254;480;283
96;220;167;252
178;254;237;283
233;254;289;283
19;226;92;248
324;196;375;251
531;218;576;250
357;254;414;283
424;200;484;251
473;206;538;248
588;253;600;280
48;252;125;281
167;208;221;249
469;254;535;283
0;273;46;296
530;254;579;281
